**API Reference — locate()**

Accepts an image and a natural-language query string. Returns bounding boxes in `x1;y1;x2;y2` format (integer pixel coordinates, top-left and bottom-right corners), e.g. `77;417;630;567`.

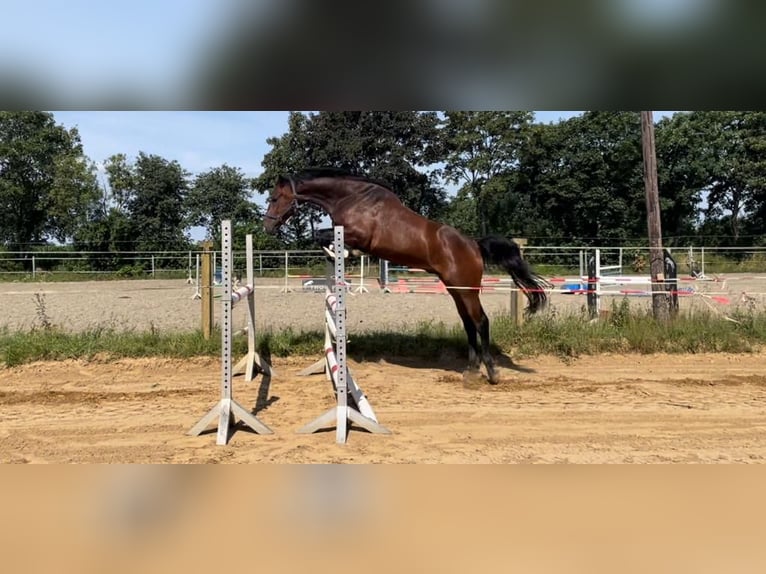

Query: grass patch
492;299;766;360
1;301;765;368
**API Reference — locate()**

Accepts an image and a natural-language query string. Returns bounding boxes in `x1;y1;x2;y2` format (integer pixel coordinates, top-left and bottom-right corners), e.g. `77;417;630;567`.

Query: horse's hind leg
477;307;497;383
453;291;498;383
452;295;481;374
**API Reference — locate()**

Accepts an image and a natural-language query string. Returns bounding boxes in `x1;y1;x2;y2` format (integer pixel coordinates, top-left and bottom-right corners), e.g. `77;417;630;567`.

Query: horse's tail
477;236;549;314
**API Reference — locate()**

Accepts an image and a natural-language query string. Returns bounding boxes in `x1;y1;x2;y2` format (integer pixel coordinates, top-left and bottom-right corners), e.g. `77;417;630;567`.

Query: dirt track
2;277;766;463
2;353;766;463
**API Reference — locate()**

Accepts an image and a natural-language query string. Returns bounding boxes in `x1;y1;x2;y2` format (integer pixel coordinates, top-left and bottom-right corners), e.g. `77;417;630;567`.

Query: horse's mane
285;167;394;191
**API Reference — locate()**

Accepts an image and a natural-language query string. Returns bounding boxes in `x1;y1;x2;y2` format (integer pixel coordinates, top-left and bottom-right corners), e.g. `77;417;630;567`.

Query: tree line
2;111;765;265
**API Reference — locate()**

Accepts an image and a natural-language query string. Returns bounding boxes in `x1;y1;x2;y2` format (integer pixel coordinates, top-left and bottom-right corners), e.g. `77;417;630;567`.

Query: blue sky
52;111;288;179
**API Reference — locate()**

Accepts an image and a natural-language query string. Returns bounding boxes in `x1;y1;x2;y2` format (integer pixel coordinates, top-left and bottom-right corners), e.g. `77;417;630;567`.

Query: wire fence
1;245;766;283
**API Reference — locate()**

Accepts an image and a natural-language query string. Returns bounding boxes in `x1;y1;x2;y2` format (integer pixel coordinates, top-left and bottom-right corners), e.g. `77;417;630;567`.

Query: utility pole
641;111;670;321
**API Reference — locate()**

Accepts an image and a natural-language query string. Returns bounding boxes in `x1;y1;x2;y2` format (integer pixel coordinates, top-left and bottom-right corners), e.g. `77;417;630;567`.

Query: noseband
264;177;300;222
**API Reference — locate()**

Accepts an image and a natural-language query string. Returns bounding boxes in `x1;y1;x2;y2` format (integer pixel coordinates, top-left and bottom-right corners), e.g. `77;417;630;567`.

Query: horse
263;168;549;384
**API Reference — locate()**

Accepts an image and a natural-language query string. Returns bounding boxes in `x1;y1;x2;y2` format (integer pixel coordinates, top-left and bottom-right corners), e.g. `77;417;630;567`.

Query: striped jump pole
188;220;274;445
297;225;390;444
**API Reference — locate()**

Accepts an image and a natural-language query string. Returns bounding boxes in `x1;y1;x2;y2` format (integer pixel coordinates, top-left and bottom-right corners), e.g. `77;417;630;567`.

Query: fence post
281;251;291;292
151;254;155;278
32;255;36;280
201;241;213;339
509;238;527;326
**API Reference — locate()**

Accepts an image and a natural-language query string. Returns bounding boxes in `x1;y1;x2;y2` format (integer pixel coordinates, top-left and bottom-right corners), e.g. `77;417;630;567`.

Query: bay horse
263;168;549;383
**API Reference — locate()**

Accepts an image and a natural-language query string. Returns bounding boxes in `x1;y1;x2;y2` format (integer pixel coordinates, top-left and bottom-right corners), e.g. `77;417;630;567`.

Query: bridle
264;177;300;222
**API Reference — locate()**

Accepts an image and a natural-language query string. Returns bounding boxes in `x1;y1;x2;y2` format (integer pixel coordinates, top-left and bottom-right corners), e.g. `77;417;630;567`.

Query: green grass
2;299;766;369
694;252;766;274
493;303;766;359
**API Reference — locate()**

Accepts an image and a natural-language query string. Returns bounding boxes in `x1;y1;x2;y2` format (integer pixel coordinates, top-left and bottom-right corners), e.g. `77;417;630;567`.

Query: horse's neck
297;181;352;219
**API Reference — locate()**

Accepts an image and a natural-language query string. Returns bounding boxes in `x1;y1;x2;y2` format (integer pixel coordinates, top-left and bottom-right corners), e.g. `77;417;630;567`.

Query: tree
0;111;100;248
252;112;317;246
740;112;766;241
510;112;646;245
254;111;446;246
495;121;566;241
186;164;263;244
443;187;480;236
72;201;136;271
684;111;766;244
441;111;533;236
45;154;102;243
103;152;191;253
654;112;709;242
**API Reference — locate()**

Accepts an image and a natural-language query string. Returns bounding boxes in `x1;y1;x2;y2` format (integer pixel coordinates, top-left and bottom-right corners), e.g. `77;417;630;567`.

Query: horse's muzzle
263;215;279;234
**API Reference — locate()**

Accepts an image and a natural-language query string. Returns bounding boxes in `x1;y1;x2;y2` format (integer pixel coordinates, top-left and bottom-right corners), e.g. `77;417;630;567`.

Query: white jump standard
298;226;390;444
188;220;273;445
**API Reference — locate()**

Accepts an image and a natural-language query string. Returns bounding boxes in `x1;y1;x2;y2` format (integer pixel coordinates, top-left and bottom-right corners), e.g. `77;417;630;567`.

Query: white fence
2;245;765;282
0;249;327;281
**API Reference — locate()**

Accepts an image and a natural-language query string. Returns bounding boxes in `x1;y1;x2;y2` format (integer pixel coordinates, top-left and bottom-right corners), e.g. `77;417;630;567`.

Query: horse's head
263;175;298;234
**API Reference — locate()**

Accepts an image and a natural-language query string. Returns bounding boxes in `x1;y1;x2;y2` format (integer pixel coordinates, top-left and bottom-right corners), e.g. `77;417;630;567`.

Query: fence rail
2;245;766;281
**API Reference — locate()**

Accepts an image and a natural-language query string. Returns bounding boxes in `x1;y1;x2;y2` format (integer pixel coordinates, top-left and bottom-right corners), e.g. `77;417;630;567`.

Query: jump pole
186;251;194;284
188;220;273;445
231;233;273;382
191;253;202;300
353;255;370;294
298;226;390;444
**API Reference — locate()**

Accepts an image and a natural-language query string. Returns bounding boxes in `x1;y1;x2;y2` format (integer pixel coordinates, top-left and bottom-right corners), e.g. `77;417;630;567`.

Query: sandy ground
2;275;766;463
1;352;766;463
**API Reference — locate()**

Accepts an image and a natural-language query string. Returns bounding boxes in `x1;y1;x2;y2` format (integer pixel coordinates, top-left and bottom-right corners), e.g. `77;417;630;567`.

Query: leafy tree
252;112;316;246
186;164;265;245
653;112;709;242
443;187;480;236
505;112;647;246
304;112;445;217
695;112;751;243
103;152;191;253
675;111;766;244
497;121;567;241
254;111;446;246
72;200;136;270
0;111;100;248
441;111;533;235
740;111;766;240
